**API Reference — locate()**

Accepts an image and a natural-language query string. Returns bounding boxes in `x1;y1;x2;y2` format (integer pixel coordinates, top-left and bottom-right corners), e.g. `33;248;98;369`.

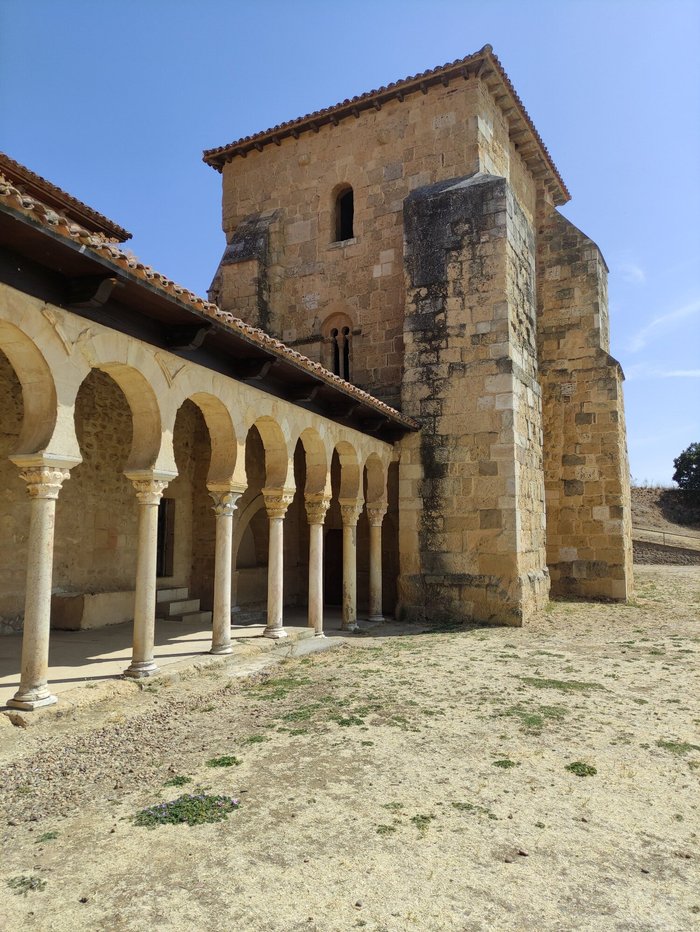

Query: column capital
208;486;245;518
305;493;331;526
366;502;388;527
11;454;80;501
263;487;295;519
339;498;363;528
125;470;175;505
18;466;71;500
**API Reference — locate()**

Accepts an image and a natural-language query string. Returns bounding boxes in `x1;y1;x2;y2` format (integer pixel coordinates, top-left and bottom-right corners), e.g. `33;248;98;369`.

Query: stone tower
204;45;633;626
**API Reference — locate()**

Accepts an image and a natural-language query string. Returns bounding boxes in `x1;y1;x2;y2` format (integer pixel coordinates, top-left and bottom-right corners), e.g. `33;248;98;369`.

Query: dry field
1;564;698;931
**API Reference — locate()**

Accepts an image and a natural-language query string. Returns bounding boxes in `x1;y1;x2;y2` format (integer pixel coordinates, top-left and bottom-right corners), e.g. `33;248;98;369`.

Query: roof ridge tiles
0;172;417;433
202;45;568;204
0;152;132;243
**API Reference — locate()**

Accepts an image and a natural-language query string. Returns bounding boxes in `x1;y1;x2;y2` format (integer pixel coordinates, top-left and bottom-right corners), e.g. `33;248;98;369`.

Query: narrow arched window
334;186;354;242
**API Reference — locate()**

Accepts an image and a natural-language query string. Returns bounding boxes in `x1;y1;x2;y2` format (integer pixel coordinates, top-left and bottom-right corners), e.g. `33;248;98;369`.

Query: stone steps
157;587;209;624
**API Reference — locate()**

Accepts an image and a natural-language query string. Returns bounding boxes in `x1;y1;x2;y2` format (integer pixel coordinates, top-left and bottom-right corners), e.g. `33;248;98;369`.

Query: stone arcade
0;46;633;710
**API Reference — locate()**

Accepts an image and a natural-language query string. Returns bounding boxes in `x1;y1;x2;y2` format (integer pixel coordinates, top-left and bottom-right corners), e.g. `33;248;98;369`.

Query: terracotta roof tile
0;171;417;434
0;152;132;242
202;45;569;205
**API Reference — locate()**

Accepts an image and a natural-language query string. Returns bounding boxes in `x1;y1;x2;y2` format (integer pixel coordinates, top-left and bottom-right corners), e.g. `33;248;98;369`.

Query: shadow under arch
297;426;330;496
76;361;163;472
334;438;361;501
364;451;387;504
248;415;291;490
0;319;58;456
181;391;238;485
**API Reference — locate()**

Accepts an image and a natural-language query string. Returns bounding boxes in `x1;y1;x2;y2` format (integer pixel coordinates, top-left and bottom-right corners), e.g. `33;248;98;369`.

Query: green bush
673;443;700;493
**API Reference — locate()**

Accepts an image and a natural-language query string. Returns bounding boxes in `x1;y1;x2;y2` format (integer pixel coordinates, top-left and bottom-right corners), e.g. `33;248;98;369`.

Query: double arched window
323;313;354;382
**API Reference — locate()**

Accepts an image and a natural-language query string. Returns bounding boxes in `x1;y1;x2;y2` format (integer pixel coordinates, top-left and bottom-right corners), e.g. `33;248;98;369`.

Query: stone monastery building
0;46;632;710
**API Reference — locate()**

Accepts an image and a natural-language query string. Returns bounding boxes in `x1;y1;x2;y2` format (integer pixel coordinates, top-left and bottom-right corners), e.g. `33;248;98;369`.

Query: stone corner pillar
123;470;175;679
366;501;388;622
7;454;80;711
305;493;331;637
207;483;246;655
339;498;363;632
262;487;295;639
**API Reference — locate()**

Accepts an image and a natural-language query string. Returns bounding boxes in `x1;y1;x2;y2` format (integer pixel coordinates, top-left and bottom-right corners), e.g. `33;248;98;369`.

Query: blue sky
1;0;698;484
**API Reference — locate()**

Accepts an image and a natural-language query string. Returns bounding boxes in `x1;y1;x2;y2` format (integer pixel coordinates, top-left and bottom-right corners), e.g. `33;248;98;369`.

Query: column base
263;627;288;639
367;614;385;623
314;632;327;639
124;660;159;679
7;690;58;711
341;622;360;633
210;644;233;655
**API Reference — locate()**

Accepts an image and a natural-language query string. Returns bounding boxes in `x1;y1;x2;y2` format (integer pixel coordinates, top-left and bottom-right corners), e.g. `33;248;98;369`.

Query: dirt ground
1;564;698;931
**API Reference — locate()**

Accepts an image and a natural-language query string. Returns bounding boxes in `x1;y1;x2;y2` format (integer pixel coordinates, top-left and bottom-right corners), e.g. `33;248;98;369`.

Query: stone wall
537;209;633;600
212;76;536;412
399;173;549;626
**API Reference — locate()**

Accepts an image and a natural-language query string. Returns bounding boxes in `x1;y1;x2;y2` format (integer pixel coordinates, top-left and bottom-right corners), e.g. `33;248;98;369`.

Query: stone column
305;494;331;637
124;473;171;678
262;489;294;639
340;499;363;632
366;503;388;622
8;460;75;710
208;486;244;654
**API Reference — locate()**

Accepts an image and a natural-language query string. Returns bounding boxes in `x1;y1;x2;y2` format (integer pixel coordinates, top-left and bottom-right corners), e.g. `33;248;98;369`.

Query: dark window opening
156;498;175;578
335;187;354;241
329;325;352;382
342;326;351;381
331;328;340;376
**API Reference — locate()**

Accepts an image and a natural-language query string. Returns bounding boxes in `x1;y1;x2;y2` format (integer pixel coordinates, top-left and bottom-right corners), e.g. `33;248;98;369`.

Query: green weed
206;755;241;768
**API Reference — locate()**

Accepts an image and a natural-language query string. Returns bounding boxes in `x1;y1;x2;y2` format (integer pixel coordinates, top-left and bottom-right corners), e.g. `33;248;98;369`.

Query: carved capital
305;494;331;526
131;478;169;505
209;489;242;518
19;466;71;500
263;488;295;520
366;502;388;527
339;498;363;528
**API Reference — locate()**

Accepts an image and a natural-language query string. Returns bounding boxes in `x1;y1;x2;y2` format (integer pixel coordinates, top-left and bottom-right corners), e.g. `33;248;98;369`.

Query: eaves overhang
0;203;418;443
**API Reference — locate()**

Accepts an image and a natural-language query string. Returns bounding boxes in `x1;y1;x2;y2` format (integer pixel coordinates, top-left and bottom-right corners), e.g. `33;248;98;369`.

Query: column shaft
8;463;71;710
305;495;330;637
125;476;170;678
262;489;293;639
265;516;285;638
368;522;383;622
209;489;242;655
340;500;362;632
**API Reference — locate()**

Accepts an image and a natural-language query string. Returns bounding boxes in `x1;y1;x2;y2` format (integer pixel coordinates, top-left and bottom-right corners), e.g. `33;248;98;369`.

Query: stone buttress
537;209;633;600
399;172;550;626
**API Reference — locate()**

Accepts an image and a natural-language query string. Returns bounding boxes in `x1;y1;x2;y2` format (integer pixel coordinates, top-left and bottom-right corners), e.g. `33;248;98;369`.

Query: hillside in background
631;487;700;535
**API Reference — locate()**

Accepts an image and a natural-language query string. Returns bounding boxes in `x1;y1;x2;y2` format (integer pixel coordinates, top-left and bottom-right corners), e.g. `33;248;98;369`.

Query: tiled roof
0;168;418;434
203;45;569;206
0;152;132;242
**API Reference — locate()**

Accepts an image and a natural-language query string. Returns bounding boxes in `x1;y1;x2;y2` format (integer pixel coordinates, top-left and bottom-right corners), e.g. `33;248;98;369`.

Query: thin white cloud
624;362;700;380
619;261;646;285
627;298;700;352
